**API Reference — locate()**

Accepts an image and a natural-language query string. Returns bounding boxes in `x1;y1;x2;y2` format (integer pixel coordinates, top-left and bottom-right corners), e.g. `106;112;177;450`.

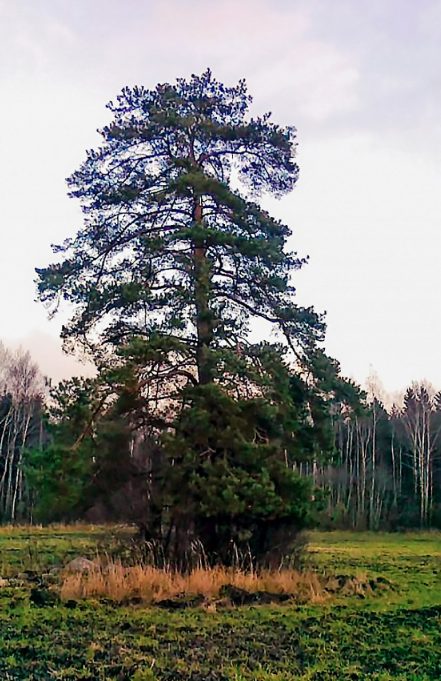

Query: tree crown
36;69;323;390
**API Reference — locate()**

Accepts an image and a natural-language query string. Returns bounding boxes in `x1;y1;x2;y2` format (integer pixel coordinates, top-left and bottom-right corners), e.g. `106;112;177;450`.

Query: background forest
2;341;441;533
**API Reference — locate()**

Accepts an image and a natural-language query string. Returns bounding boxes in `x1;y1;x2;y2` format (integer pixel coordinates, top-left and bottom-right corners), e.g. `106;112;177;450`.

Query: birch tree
0;345;44;521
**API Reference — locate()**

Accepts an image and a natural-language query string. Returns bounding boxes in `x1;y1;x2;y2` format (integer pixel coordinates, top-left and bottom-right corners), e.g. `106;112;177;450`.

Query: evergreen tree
26;377;141;523
35;70;336;563
36;69;323;396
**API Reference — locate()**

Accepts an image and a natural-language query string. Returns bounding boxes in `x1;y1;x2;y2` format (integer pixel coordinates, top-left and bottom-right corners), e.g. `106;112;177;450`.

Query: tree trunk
193;197;213;385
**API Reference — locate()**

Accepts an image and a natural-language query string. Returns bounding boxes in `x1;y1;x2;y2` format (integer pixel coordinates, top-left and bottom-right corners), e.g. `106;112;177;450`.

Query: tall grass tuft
60;562;324;604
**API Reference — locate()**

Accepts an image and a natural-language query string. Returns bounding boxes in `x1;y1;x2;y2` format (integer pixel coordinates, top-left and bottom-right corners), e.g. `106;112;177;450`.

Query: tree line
312;383;441;530
0;344;44;522
2;340;440;534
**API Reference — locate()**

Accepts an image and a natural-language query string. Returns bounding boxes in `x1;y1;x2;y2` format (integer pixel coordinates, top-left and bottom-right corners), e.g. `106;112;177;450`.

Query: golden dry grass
60;563;324;604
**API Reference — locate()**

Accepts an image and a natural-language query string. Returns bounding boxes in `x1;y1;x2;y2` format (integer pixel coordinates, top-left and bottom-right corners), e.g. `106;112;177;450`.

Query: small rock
0;578;9;587
64;557;98;573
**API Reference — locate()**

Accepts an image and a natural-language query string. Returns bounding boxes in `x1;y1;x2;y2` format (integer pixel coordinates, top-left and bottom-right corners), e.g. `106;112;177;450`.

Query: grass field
0;528;440;680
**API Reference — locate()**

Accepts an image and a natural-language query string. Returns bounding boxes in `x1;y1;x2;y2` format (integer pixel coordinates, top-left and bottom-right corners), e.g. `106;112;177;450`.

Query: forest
2;341;440;533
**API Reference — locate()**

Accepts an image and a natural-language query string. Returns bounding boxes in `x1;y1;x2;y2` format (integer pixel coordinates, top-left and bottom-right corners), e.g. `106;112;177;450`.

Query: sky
1;0;441;395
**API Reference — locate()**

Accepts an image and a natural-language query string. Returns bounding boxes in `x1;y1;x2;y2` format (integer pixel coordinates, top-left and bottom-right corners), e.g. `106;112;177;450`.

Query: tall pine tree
36;70;339;564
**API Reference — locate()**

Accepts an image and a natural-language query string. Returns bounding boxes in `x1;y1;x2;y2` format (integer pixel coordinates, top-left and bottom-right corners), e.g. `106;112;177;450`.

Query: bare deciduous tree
0;344;44;521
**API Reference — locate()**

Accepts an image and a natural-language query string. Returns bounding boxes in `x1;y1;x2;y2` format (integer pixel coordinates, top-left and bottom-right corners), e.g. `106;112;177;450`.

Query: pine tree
36;70;337;564
36;69;323;398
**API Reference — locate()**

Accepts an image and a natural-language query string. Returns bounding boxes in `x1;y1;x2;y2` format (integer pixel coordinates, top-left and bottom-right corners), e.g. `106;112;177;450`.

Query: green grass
308;530;441;607
1;528;441;679
0;524;115;574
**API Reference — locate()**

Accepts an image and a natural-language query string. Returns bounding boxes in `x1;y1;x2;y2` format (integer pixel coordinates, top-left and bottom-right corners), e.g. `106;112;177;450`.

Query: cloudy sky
1;0;441;393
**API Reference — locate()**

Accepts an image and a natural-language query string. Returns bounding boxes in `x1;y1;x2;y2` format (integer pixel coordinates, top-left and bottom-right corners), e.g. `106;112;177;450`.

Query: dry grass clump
60;562;324;604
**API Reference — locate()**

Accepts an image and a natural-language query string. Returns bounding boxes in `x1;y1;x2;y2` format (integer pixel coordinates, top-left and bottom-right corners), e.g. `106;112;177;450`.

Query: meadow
0;527;440;680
